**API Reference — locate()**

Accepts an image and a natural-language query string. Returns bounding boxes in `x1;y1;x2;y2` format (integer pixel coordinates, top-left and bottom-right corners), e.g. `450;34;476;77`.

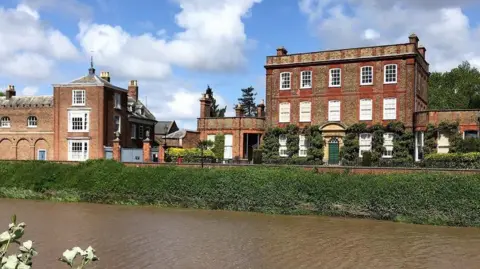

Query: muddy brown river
0;199;479;269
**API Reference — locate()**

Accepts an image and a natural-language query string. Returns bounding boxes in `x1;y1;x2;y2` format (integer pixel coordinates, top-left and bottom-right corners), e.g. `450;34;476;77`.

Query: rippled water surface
1;199;479;269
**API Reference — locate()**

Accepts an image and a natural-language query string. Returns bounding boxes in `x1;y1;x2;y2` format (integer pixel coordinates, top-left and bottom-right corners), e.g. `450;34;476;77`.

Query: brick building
0;65;156;161
197;34;480;164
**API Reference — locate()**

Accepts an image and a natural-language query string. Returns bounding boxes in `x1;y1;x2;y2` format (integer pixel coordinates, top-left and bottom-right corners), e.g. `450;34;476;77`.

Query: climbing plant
305;125;324;161
423;121;463;154
211;133;225;160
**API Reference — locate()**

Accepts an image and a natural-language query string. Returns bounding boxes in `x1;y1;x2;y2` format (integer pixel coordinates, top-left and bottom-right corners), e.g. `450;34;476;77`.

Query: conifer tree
237;86;257;116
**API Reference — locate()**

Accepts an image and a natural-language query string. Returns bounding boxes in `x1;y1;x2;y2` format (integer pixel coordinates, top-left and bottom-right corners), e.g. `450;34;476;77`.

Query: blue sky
1;0;480;129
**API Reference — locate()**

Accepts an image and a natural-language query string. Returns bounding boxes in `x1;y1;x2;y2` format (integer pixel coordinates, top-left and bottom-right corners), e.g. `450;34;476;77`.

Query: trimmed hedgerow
423;152;480;169
0;160;479;227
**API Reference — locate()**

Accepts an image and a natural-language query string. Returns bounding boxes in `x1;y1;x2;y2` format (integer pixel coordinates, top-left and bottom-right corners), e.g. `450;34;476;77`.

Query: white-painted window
37;149;47;161
328;100;341;121
279;102;290;123
207;134;216;149
280;72;291;90
114;115;121;133
114;93;121;109
224;134;233;160
415;131;424;162
1;117;10;128
383;133;394;158
359;133;372;157
279;135;288;157
68;140;89;161
139;125;144;139
464;130;479;139
299;135;309;157
359;99;372;121
361;66;373;85
27;116;37;127
299;101;311;122
301;71;312;88
383;98;397;120
72;90;86;106
329;68;341;87
437;132;449;153
131;123;137;139
68;111;89;132
384;64;397;84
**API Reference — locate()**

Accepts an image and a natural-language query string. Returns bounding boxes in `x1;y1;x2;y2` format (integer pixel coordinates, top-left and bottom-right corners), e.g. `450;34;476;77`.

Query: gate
121;148;143;163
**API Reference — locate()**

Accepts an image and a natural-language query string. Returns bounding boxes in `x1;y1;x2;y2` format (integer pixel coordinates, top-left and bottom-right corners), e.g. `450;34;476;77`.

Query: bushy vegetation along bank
1;160;479;227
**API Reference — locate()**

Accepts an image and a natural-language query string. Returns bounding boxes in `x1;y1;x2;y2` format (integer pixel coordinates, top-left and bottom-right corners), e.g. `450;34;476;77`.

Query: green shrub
361;151;372;166
166;148;216;163
252;149;263;164
457;137;480;153
423;152;480;169
212;134;225;160
1;160;480;227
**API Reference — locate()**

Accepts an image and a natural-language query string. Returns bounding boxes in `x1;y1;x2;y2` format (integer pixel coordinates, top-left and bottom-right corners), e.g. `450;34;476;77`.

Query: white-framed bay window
383;132;394;158
383;98;397;120
384;64;397;84
359;99;372;121
279;102;290;123
329;68;341;87
298;135;309;157
361;66;373;85
68;111;89;132
359;133;372;157
299;101;311;122
72;90;86;106
280;72;291;90
279;135;288;157
68;140;89;161
328;100;341;121
301;71;312;88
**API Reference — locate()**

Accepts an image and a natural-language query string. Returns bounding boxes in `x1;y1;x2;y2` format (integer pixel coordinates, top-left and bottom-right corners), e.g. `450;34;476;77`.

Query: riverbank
1;160;479;227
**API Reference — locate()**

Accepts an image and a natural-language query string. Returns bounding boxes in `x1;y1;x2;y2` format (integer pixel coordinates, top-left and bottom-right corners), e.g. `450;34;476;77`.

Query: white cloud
20;0;92;19
0;4;79;80
299;0;480;71
76;0;262;80
20;86;39;96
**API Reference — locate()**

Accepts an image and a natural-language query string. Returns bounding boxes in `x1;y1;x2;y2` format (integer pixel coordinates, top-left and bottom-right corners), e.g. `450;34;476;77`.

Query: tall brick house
197;34;480;164
0;65;156;161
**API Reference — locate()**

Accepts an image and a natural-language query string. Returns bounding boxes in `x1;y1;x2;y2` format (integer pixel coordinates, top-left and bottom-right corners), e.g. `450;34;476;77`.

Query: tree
205;86;226;117
237;86;257;117
429;61;480;109
0;91;4;97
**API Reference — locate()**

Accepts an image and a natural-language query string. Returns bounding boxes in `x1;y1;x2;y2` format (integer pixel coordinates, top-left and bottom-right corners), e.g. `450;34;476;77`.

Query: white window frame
359;133;372;157
114;93;121;109
383;98;397;120
359;99;372;121
300;71;312;89
279;102;290;123
114;115;121;133
328;100;341;122
329;68;341;87
298;135;308;157
360;66;373;85
72;90;86;106
279;135;288;157
131;123;137;139
280;72;291;90
27;116;37;128
37;149;47;161
68;140;89;161
463;130;479;139
383;132;394;158
207;134;216;150
299;101;311;122
384;64;398;84
1;116;11;128
68;111;89;132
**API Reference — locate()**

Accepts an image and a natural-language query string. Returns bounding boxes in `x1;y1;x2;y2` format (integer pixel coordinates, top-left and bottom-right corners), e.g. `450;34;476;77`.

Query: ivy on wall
212;133;225;160
423;121;462;154
261;124;324;164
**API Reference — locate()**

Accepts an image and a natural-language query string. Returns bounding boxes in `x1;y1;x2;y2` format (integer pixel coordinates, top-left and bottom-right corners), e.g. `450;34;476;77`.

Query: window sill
280;88;291;91
360;83;373;86
71;104;86;107
27;126;38;128
68;130;90;133
328;85;341;88
383;118;397;121
383;81;397;85
300;86;312;89
0;127;11;128
382;156;393;159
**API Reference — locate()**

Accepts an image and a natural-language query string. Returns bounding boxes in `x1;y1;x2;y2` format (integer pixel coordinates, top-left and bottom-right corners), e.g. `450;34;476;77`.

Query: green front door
328;138;340;165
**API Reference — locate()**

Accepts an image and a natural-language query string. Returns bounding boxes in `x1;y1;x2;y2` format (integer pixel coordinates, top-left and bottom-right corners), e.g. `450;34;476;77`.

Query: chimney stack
235;104;244;117
276;46;288;56
409;33;419;47
418;44;426;58
256;99;265;118
199;93;212;118
6;85;16;100
128;80;138;101
100;71;110;82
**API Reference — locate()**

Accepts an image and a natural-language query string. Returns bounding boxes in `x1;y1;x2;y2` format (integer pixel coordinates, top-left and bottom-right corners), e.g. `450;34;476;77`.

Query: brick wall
181;131;200;148
415;110;480;132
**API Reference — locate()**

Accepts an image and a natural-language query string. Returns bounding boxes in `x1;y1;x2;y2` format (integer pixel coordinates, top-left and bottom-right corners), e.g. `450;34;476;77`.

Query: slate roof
0;96;54;107
52;68;127;92
155;121;176;134
128;97;156;121
166;129;187;139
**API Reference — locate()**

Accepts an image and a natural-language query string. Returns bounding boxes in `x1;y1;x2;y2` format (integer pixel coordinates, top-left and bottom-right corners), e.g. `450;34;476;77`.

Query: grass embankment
0;160;479;227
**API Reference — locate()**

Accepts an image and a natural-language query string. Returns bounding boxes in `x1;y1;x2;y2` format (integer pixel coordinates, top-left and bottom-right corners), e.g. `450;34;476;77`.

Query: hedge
423;152;480;169
1;160;480;227
165;148;216;163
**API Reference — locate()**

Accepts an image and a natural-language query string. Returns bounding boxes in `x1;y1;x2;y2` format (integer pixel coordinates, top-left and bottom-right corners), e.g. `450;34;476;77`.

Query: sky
1;0;480;130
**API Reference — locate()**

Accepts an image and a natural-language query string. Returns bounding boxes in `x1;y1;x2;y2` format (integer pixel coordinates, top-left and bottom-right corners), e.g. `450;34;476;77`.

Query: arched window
27;116;37;127
1;116;10;128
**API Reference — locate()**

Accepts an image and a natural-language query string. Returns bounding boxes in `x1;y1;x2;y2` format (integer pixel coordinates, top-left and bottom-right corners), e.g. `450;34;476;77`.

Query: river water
0;199;479;269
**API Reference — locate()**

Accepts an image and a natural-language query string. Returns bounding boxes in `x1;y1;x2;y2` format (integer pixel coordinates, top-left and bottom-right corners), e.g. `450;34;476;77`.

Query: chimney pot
235;104;244;117
409;33;419;47
100;71;111;82
418;44;426;58
6;85;16;99
276;46;288;56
